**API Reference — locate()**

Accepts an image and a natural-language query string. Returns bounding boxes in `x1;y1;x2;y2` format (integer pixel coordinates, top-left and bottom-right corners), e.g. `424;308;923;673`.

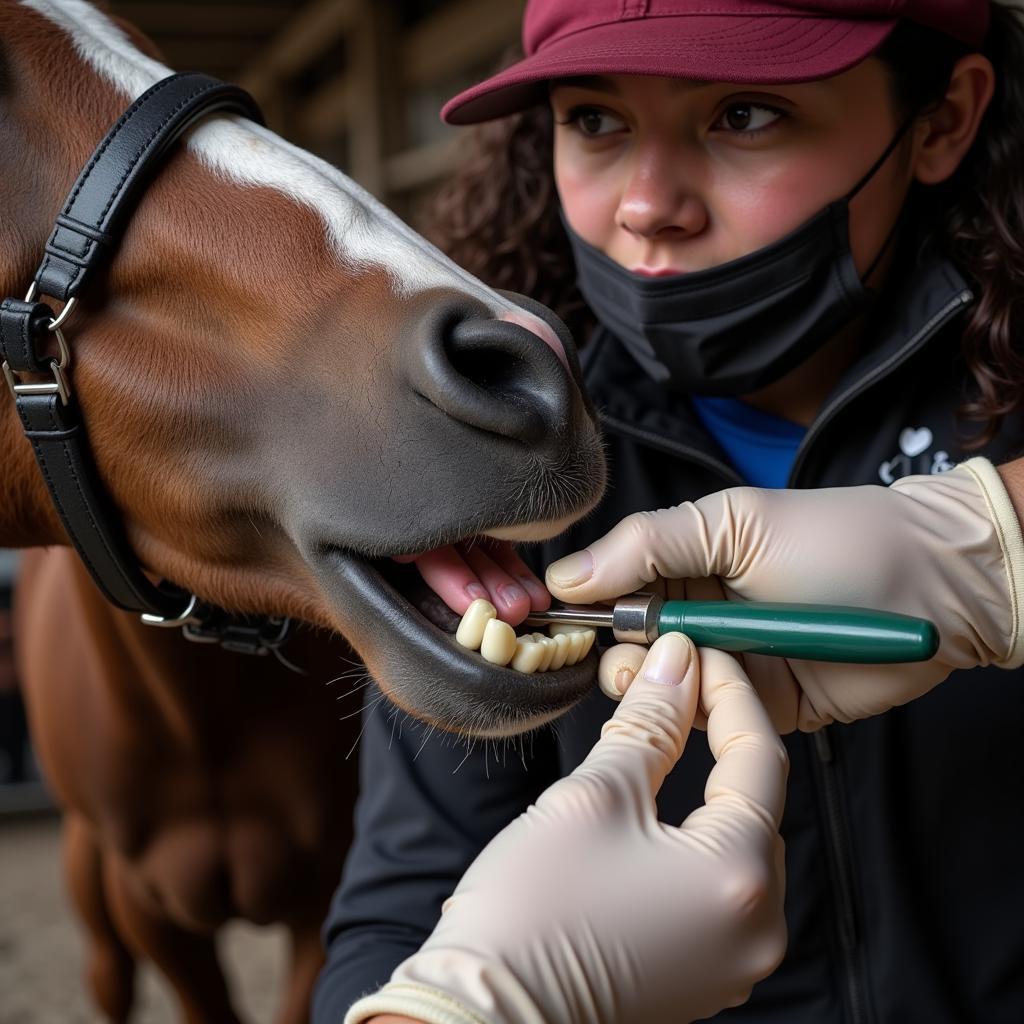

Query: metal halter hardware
1;286;73;406
0;73;293;658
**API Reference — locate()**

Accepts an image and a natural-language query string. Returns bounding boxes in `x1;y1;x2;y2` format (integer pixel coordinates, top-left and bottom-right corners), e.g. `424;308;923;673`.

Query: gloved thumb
545;504;717;603
579;633;700;803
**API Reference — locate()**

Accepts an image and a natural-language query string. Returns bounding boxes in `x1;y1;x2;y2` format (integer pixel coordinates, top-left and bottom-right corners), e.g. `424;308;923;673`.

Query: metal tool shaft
524;605;614;630
525;594;661;644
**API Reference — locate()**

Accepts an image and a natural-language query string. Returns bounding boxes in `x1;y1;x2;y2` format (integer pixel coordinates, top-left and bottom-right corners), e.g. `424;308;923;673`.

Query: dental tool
525;594;938;663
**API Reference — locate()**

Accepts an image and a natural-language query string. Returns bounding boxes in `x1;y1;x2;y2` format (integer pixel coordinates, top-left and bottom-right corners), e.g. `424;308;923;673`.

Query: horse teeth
510;637;544;674
533;633;558;671
452;603;596;673
455;598;497;650
549;625;593;666
565;631;587;665
480;618;517;666
547;632;572;671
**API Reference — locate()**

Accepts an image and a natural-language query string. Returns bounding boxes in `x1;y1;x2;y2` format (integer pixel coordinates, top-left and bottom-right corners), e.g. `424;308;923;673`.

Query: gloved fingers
545;503;717;604
734;652;802;735
792;662;943;731
578;634;700;804
600;641;710;728
681;649;788;838
597;643;647;701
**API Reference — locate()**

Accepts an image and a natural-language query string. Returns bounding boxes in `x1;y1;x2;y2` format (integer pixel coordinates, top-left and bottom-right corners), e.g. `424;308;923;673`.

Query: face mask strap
861;209;907;284
845;111;920;202
849;111;921;284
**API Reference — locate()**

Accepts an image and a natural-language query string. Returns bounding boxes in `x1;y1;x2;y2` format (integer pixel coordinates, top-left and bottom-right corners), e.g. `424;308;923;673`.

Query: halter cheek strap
1;74;292;658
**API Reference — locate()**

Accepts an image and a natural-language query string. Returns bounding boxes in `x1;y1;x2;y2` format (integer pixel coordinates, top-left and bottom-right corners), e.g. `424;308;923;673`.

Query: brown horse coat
3;2;605;1021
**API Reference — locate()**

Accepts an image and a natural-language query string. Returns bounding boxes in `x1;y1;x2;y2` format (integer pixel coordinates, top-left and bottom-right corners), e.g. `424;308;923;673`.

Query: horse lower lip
316;549;598;735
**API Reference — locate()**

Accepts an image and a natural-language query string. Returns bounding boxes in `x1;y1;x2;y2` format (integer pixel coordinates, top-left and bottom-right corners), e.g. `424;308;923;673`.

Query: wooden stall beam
402;0;525;87
238;0;360;103
155;38;267;72
112;4;290;37
346;0;401;196
297;74;352;142
384;137;460;194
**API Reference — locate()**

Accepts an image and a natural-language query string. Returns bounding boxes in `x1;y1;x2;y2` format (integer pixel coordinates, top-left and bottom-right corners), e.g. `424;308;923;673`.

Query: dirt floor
0;815;290;1023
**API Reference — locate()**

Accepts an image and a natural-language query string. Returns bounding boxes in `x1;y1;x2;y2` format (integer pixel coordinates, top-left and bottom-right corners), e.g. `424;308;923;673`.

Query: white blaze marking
17;0;522;316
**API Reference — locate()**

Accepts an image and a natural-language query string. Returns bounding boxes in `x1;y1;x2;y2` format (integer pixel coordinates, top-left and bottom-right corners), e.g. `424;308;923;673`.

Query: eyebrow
549;75;718;95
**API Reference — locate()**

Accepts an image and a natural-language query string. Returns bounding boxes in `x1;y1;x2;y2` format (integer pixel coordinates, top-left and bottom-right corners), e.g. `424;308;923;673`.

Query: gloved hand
346;634;788;1024
546;457;1024;732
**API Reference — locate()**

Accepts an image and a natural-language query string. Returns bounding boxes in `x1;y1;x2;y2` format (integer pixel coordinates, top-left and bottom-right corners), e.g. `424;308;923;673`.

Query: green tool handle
659;601;938;663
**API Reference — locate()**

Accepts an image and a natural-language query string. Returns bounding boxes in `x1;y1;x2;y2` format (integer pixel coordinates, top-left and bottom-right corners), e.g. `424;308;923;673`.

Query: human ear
911;54;995;185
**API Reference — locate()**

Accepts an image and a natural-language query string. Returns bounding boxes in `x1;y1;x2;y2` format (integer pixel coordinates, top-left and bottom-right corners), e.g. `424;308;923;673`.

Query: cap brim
442;15;896;125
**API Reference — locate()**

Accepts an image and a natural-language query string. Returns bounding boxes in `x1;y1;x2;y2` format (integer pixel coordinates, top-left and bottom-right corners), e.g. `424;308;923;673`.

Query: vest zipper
788;289;973;483
812;728;869;1024
788;288;970;1024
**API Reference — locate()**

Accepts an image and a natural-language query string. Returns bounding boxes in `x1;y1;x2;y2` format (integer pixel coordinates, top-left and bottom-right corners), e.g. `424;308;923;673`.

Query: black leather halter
1;73;293;657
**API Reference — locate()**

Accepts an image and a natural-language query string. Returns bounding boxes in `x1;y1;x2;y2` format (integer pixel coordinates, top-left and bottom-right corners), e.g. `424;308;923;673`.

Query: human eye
556;105;628;138
713;102;785;136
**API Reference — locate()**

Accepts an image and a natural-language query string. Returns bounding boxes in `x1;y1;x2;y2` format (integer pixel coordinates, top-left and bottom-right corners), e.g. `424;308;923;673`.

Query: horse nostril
498;310;571;372
404;300;577;446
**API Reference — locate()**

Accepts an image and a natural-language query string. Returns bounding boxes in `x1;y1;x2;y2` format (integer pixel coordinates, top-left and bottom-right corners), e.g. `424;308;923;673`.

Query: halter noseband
1;73;293;658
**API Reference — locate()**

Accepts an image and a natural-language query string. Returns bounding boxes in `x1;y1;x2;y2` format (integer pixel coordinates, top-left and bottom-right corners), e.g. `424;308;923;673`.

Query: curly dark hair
422;4;1024;446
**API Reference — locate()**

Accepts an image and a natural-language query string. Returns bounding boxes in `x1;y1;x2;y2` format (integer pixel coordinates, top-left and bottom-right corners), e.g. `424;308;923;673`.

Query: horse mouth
315;544;598;738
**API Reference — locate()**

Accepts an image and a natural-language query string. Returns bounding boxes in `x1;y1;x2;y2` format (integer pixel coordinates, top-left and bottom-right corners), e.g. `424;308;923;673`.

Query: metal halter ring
2;324;72;406
24;283;78;332
140;593;203;629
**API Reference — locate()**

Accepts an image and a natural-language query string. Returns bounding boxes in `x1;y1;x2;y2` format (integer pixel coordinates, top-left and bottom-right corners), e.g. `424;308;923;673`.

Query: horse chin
313;548;597;738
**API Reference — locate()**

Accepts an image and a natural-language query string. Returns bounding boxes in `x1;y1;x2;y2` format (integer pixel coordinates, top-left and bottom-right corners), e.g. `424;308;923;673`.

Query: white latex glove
546;457;1024;732
346;634;788;1024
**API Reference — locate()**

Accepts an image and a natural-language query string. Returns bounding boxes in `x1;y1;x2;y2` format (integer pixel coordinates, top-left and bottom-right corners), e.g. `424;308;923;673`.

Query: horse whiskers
331;678;375;707
335;699;374;724
343;690;388;761
325;666;372;686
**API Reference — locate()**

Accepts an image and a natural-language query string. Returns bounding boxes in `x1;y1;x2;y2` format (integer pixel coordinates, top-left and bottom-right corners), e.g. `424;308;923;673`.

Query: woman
318;2;1024;1021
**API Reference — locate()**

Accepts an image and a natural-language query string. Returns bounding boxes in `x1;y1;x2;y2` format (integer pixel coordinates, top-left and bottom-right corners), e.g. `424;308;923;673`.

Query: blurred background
1;1;523;1019
120;0;526;216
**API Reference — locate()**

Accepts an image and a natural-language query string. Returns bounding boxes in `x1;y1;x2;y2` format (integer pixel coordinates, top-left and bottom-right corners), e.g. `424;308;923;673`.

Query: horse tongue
394;540;547;626
390;544;479;627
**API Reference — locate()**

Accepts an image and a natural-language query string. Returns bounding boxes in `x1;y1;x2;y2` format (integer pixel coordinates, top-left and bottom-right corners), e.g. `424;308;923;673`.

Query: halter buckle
2;323;72;405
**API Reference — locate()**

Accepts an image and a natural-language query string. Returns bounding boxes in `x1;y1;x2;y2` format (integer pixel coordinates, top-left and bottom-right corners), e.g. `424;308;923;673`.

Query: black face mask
567;122;912;396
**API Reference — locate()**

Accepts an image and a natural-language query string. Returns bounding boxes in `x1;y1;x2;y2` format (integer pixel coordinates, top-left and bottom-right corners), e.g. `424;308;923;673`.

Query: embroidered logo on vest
878;426;956;484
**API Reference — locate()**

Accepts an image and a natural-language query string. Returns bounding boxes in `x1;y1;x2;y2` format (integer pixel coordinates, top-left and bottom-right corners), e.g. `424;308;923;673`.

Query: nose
401;297;580;447
617;148;708;241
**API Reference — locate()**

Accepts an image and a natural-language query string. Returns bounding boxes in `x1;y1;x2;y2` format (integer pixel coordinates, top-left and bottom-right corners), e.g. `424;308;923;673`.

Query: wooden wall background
108;0;526;219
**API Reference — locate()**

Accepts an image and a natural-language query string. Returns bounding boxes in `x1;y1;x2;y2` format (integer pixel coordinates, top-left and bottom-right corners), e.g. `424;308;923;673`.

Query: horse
2;1;606;1019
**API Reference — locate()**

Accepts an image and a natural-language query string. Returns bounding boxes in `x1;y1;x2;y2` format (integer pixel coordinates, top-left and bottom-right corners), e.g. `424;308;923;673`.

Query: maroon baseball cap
442;0;990;124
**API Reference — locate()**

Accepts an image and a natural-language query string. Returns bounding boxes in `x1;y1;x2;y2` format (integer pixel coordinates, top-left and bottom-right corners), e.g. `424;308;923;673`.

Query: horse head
0;0;607;735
